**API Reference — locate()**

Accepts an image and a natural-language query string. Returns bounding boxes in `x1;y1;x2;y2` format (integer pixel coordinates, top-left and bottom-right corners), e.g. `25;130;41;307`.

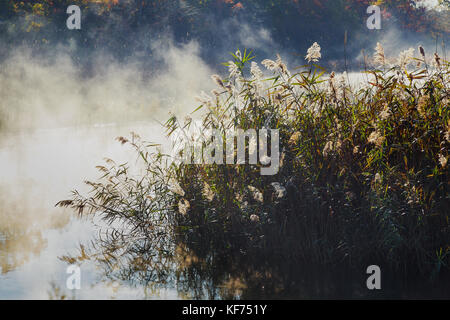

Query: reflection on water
0;122;179;299
0;229;47;275
1;122;449;300
59;225;450;299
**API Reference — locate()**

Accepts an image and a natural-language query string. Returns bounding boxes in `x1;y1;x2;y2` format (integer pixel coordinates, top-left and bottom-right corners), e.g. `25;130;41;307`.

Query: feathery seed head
211;74;225;89
434;53;441;68
368;130;385;148
228;61;240;78
374;42;385;66
438;154;447;168
419;45;425;58
398;48;415;69
323;141;334;157
305;42;321;63
262;59;278;71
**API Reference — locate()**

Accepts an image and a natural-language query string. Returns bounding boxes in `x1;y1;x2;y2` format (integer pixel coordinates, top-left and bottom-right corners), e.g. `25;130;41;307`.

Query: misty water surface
0;40;219;299
0;123;183;299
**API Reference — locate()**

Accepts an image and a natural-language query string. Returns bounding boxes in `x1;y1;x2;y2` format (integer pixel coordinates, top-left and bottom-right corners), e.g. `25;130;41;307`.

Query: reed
58;43;450;297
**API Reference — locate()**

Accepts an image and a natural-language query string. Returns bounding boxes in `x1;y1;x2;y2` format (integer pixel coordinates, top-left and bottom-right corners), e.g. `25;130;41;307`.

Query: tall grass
58;44;450;298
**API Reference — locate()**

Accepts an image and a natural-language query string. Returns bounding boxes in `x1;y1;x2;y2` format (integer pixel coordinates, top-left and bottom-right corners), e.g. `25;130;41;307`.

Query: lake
0;122;183;299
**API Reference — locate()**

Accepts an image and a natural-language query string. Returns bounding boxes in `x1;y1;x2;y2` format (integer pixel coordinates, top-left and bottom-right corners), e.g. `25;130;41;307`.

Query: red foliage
232;2;243;10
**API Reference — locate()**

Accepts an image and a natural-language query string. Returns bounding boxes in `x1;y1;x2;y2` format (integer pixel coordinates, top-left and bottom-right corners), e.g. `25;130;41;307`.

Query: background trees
0;1;448;67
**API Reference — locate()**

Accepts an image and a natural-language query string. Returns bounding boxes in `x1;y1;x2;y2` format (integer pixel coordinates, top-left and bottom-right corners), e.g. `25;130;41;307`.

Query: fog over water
0;0;447;298
0;40;217;298
0;123;175;298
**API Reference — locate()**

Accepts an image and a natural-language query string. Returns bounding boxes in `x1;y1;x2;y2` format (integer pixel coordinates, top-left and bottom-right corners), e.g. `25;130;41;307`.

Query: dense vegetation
58;43;450;298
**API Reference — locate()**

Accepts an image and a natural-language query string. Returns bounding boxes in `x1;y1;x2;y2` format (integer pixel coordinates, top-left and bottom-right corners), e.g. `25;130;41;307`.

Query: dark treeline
0;0;448;69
